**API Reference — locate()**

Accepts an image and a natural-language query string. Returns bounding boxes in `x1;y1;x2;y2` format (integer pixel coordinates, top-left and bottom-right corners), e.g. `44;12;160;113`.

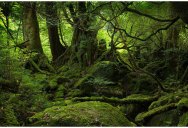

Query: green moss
89;61;118;80
72;94;158;105
135;103;176;124
30;101;136;126
177;97;188;110
4;105;19;126
178;112;188;126
149;93;183;110
125;72;158;95
146;109;179;126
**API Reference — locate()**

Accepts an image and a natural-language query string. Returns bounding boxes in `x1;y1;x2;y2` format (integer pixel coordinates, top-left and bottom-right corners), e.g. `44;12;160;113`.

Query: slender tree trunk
45;2;66;62
22;2;43;53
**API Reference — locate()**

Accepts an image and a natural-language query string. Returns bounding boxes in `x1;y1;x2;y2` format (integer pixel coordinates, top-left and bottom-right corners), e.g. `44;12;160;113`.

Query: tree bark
22;2;43;53
71;2;98;67
45;2;66;62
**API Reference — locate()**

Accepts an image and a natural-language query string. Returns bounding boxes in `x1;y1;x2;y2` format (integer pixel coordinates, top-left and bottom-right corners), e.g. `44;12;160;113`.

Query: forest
0;1;188;126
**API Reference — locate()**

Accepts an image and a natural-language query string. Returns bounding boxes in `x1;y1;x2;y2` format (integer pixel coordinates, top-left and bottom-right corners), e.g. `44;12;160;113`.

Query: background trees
1;1;188;78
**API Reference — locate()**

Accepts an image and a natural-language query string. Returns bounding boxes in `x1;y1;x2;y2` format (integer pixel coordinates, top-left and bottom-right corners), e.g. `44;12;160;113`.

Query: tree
68;2;98;67
45;2;66;62
22;2;43;53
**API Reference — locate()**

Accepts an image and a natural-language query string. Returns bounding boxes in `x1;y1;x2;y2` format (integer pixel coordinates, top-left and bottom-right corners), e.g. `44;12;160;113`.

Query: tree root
72;95;159;105
28;58;50;75
27;54;55;75
135;103;177;125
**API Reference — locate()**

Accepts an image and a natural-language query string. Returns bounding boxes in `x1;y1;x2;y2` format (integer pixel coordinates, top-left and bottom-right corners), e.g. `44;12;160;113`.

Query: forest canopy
1;1;188;126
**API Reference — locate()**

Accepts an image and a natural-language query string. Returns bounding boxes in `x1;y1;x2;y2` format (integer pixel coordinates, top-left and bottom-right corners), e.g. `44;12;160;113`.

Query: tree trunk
22;2;43;53
166;4;181;49
45;2;66;62
71;2;98;67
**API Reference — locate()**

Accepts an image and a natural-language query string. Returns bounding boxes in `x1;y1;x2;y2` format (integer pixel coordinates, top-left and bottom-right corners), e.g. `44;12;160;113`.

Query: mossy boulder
71;61;130;97
135;103;176;125
146;109;179;126
122;72;158;95
29;101;136;126
89;61;119;80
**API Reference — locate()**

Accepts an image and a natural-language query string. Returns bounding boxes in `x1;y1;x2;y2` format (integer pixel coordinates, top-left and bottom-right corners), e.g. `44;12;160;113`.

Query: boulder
29;101;136;126
72;61;128;97
146;109;179;126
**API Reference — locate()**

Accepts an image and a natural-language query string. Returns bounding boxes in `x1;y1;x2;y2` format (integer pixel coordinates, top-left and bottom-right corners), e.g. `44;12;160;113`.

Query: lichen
29;101;136;126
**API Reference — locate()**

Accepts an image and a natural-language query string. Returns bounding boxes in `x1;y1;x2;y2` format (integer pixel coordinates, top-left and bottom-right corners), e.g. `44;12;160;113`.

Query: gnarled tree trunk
70;2;98;67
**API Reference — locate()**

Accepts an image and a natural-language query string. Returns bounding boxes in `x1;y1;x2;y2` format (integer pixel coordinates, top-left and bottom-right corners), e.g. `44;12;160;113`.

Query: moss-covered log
72;94;159;104
135;103;177;125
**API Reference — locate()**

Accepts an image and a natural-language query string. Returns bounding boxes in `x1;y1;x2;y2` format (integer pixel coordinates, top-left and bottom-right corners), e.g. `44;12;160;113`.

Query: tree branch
125;7;177;22
99;14;179;41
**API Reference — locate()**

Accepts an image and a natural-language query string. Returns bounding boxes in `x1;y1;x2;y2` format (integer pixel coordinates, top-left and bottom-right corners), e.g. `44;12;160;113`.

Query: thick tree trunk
45;2;66;62
22;2;43;53
71;2;98;67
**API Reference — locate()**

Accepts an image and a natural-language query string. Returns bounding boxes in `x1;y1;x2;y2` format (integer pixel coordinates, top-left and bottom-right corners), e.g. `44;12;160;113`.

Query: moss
177;97;188;110
29;101;136;126
135;103;176;125
124;72;158;95
178;112;188;126
149;93;183;110
72;94;158;104
89;61;118;80
74;74;122;97
3;105;19;126
146;109;179;126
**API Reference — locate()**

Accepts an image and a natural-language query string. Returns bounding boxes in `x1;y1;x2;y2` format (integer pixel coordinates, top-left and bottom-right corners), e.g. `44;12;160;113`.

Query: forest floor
0;58;188;126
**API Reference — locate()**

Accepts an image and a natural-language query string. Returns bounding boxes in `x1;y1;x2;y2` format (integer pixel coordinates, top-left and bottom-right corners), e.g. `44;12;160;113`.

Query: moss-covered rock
89;61;118;80
122;72;158;95
178;112;188;126
135;103;176;125
146;109;179;126
71;61;130;97
29;101;136;126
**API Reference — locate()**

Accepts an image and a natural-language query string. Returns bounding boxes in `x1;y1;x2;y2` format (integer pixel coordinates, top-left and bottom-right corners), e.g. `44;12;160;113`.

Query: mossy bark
72;94;159;105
